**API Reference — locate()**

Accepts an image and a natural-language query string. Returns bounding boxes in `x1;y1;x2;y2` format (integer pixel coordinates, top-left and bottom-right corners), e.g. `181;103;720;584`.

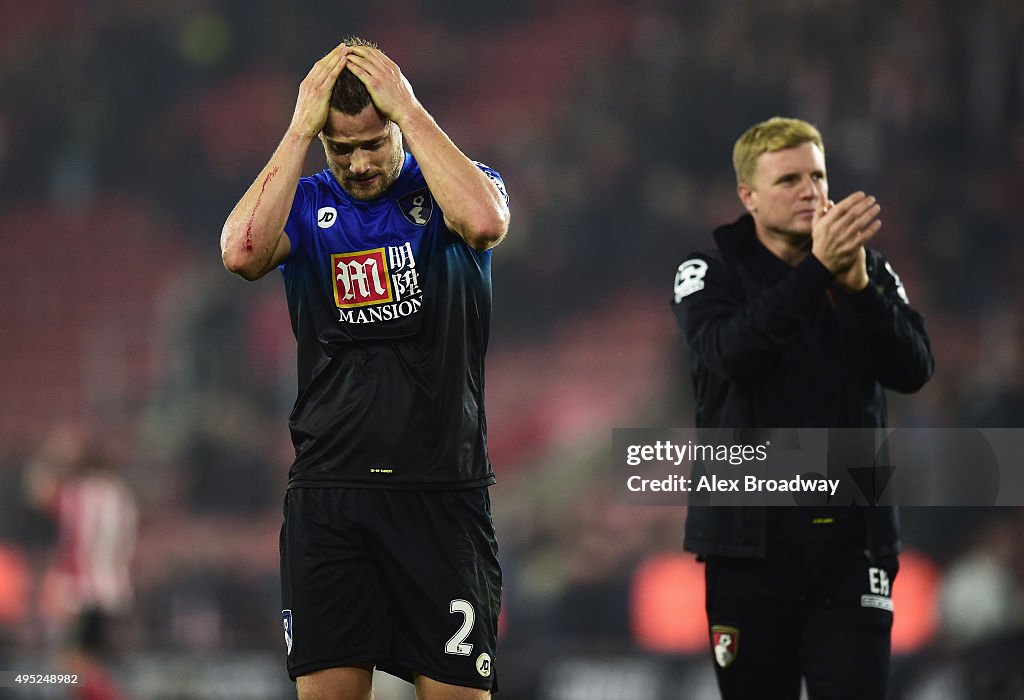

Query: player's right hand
288;43;349;141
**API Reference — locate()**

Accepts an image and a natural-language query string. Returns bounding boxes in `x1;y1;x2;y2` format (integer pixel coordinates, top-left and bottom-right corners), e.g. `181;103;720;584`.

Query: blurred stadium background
1;0;1022;698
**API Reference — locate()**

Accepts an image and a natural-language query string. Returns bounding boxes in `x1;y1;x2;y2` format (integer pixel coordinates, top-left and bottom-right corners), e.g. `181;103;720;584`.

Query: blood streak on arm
242;166;281;252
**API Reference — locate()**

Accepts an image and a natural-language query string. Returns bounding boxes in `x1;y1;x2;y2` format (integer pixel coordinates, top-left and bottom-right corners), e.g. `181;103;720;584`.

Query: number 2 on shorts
445;599;475;655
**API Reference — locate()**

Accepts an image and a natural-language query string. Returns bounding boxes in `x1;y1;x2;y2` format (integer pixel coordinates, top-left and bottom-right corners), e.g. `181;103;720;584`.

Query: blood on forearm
243;166;281;253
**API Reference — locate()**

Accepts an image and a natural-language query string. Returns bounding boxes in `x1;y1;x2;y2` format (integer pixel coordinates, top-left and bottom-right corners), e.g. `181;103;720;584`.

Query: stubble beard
328;148;404;201
762;218;814;252
783;226;813;243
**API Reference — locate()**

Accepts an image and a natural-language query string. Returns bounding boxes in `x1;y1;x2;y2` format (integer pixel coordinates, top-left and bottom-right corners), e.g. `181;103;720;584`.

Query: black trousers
704;539;898;700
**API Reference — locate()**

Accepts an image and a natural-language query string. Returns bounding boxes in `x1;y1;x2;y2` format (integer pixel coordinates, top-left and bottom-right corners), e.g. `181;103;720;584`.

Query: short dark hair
330;35;378;115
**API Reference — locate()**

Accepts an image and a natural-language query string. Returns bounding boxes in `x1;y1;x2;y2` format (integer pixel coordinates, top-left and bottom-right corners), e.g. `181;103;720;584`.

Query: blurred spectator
898;513;1024;699
24;425;138;700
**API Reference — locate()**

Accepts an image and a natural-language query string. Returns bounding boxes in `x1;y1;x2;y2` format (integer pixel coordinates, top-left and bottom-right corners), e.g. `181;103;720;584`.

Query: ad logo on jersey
711;625;739;668
397;188;433;226
476;653;492;678
282;610;293;655
333;248;393;307
317;207;338;229
332;242;423;323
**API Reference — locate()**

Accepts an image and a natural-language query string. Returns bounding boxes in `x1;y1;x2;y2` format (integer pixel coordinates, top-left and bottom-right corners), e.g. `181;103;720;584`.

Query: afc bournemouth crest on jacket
397;187;433;226
712;625;739;668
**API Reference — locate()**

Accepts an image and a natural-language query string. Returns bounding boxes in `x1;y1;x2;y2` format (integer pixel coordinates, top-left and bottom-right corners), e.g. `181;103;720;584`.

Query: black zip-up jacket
671;214;934;558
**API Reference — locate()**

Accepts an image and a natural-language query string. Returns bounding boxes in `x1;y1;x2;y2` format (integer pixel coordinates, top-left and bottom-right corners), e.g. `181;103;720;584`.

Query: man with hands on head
671;117;932;699
222;37;509;700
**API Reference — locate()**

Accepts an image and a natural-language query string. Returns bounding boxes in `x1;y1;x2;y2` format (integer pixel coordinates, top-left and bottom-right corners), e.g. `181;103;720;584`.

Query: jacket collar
713;213;800;282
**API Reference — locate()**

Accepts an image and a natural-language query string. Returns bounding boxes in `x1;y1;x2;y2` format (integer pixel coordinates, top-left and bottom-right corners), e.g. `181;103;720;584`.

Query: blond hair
732;117;825;185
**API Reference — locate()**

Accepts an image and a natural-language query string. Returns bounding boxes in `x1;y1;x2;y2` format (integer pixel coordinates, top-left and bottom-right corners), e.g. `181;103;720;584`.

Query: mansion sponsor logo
332;241;423;324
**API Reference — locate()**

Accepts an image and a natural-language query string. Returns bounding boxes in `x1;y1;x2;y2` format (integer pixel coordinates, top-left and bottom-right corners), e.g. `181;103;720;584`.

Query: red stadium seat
630;552;708;654
891;548;940;654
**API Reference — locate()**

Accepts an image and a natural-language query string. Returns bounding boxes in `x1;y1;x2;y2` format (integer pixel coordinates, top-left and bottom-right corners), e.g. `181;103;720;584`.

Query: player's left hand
344;46;422;126
835;246;869;292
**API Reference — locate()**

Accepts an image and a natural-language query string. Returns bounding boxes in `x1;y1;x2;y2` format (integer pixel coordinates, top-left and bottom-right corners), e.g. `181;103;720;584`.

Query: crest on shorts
397;188;433;226
711;625;739;668
282;609;293;655
476;652;492;678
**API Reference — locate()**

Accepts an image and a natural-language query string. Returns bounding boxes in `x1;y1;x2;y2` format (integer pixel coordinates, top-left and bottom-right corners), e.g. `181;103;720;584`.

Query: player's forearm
221;130;310;279
848;288;934;392
398;108;509;250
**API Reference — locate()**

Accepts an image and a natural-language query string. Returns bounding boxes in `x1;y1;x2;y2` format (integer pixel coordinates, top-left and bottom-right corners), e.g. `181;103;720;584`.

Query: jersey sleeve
671;251;834;381
846;251;934;392
473;161;509;206
282;178;318;261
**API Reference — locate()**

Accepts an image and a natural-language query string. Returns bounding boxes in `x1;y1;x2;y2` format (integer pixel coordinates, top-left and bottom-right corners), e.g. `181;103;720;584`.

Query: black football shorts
280;486;501;691
704;539;898;699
